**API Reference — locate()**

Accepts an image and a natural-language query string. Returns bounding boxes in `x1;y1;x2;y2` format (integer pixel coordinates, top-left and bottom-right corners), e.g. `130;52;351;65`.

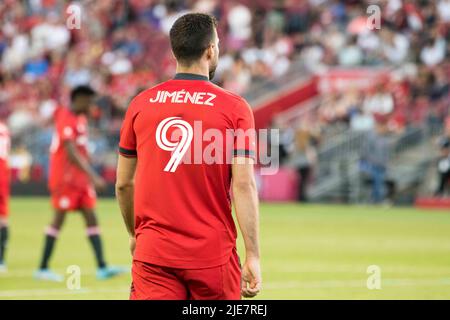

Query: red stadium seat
30;165;44;182
102;166;117;184
257;168;300;202
415;197;450;209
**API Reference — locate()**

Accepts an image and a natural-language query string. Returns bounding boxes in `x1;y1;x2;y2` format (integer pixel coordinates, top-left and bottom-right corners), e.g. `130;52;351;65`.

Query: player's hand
93;176;107;192
129;236;136;256
241;257;262;298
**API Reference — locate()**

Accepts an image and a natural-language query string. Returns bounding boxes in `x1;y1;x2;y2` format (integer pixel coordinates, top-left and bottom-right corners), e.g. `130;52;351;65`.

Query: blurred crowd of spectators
268;0;450;201
304;0;449;136
273;0;449;164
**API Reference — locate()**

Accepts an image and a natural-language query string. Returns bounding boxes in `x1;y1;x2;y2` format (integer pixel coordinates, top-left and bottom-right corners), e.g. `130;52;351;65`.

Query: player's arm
232;157;261;298
63;140;106;190
115;155;137;255
116;99;138;255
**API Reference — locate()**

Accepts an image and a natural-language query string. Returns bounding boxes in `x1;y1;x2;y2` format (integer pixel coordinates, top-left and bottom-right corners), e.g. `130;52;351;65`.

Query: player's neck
176;64;209;80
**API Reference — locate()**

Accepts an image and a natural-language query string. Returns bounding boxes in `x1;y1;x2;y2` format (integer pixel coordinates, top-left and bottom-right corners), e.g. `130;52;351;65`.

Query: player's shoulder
207;82;250;108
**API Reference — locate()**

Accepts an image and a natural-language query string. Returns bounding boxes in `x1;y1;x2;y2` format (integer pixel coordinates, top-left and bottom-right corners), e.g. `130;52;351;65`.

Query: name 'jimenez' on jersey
118;74;256;269
149;89;217;106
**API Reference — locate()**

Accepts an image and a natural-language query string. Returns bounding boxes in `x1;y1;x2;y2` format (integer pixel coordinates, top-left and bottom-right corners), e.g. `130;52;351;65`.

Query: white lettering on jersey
150;90;216;106
156;117;193;172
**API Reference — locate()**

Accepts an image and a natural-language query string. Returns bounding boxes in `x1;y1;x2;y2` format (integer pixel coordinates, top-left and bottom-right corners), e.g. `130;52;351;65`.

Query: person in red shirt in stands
0;119;10;272
34;86;125;281
116;13;261;300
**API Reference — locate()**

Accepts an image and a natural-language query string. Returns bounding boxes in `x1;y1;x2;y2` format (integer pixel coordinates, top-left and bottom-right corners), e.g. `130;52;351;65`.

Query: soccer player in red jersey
116;13;261;300
35;86;125;281
0;119;10;272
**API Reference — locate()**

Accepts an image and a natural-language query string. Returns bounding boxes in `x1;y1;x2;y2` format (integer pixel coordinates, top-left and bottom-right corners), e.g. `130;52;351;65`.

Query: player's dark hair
70;85;96;102
169;13;217;65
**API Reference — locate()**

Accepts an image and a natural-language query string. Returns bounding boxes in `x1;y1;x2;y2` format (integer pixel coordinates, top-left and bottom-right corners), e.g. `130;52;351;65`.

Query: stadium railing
306;125;440;203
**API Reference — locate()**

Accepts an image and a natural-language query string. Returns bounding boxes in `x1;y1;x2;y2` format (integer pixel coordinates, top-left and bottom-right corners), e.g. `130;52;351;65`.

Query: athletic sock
0;225;8;264
87;226;106;269
39;226;59;270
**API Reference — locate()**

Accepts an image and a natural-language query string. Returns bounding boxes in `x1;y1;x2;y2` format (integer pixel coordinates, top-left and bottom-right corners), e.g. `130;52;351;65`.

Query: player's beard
208;63;217;80
208;69;215;80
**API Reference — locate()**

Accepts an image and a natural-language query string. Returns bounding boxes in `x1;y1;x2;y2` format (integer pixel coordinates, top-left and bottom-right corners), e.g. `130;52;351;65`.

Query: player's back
119;74;255;269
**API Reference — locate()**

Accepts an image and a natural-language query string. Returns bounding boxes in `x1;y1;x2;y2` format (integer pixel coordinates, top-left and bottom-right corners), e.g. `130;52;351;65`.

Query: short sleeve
118;104;138;158
232;98;256;159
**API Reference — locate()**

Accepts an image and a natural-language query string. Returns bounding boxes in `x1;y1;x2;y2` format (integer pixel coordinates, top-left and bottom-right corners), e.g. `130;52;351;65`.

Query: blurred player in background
34;86;125;282
116;13;261;300
0;119;10;272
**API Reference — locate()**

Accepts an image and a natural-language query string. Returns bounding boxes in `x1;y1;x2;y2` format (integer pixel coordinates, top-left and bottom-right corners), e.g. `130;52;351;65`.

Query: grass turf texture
1;197;450;299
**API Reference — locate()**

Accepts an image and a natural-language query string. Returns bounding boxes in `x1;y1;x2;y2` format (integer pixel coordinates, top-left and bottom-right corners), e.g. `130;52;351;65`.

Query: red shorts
50;184;96;212
130;249;241;300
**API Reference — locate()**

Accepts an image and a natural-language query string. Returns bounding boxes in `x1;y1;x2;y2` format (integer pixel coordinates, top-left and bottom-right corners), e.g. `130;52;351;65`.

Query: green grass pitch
1;197;450;299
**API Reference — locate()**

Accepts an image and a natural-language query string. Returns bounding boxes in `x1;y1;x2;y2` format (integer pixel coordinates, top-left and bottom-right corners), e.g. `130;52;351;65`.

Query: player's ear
206;44;214;60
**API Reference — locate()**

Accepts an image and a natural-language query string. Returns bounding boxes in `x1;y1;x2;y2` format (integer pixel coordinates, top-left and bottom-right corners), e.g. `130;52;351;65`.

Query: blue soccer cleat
33;269;64;282
96;266;128;280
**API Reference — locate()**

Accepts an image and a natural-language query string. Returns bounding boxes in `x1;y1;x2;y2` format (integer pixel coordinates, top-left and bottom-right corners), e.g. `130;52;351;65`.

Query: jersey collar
174;73;209;81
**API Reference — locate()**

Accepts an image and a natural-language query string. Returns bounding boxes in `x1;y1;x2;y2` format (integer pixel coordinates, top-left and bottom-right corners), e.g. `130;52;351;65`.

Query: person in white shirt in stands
363;83;394;115
420;36;446;67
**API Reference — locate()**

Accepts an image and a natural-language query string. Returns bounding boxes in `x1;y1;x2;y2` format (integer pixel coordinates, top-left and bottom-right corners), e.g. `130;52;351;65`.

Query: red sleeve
56;109;76;143
118;102;138;158
232;98;256;159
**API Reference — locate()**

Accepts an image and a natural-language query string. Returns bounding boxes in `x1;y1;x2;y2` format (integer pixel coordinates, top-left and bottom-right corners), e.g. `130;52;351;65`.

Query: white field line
271;264;450;274
0;270;99;278
1;278;450;298
264;278;450;289
3;264;450;278
0;287;130;298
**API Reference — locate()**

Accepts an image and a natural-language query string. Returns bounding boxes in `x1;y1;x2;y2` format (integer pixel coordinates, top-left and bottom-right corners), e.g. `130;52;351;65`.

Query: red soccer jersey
0;122;10;217
0;122;10;189
0;122;10;170
49;107;91;190
119;73;256;269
